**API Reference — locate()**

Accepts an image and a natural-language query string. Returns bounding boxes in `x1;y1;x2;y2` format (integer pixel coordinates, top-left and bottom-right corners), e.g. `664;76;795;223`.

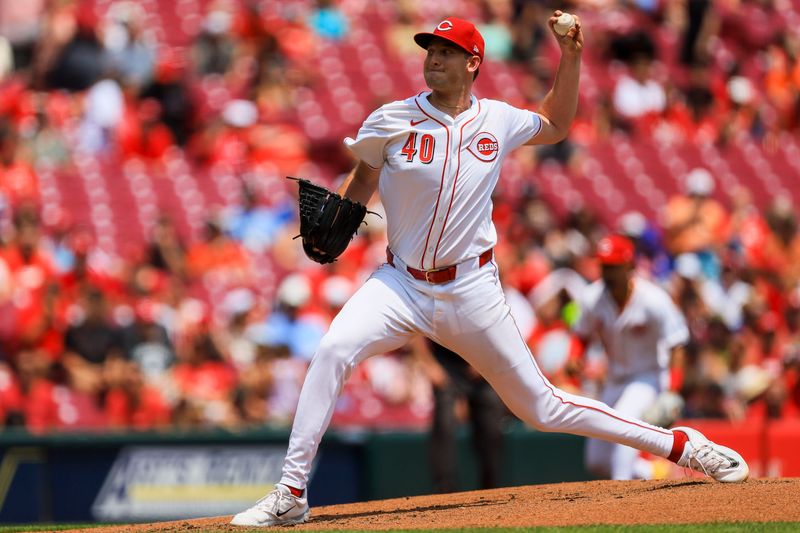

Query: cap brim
413;32;435;50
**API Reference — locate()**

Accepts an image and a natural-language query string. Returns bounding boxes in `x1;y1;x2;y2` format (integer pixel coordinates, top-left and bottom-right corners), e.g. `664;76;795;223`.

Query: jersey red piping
432;100;482;267
415;97;450;270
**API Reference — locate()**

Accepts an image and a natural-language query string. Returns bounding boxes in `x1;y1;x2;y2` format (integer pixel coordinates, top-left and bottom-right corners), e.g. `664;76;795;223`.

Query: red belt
387;248;493;284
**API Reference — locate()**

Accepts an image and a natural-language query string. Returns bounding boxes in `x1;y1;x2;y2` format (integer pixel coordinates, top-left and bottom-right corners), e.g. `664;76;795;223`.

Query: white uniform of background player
231;14;747;528
573;235;689;480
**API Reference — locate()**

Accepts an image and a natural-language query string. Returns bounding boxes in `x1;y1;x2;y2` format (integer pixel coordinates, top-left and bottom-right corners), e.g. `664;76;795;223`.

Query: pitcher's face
423;38;475;90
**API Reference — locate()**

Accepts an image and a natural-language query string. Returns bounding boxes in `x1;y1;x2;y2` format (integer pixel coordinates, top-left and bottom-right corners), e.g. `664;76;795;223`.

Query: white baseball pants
279;259;675;489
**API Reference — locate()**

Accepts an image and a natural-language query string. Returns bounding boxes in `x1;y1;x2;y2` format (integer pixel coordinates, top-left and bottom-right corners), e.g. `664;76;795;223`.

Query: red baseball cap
414;18;485;62
596;235;635;265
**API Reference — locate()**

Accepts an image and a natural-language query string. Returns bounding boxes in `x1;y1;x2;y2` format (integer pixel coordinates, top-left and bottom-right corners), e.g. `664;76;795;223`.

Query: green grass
2;524;799;533
0;526;105;532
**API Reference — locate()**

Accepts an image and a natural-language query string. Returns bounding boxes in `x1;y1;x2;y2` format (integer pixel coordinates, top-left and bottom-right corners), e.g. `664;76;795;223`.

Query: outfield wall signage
92;446;287;520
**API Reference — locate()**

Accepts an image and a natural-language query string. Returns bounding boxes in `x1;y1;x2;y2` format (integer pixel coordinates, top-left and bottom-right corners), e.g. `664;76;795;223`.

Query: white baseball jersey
344;91;542;270
573;277;689;382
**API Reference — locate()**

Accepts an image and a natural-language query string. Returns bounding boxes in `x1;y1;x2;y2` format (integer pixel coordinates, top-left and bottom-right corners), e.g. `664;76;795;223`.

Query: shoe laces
686;443;726;475
252;487;289;514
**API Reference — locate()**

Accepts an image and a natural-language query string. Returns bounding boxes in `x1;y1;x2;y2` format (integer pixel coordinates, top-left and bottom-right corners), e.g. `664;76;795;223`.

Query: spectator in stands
663;168;729;279
216;287;262;371
0;0;44;72
509;2;547;70
678;61;719;142
189;99;299;170
0;361;23;427
252;273;326;361
102;3;155;91
28;1;78;88
117;98;176;160
59;230;122;303
670;253;711;342
63;288;123;394
612;53;666;131
185;212;253;286
140;50;193;146
120;300;175;384
192;6;236;77
15;348;59;432
719;65;763;143
78;74;125;154
171;328;238;428
30;106;70;168
258;343;306;425
251;31;295;119
105;359;171;429
4;206;60;356
234;347;275;425
44;9;105;91
762;197;800;288
679;0;715;66
145;214;186;277
16;281;64;362
224;185;294;254
0;121;39;205
700;259;753;332
478;0;513;61
307;0;349;41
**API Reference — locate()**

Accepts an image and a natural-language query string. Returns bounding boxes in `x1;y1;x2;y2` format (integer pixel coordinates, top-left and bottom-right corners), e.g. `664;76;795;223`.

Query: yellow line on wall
129;484;275;501
0;447;45;511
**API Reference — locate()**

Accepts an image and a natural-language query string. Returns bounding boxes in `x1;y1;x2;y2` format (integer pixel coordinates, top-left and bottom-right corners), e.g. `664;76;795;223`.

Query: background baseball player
574;235;689;480
231;12;749;528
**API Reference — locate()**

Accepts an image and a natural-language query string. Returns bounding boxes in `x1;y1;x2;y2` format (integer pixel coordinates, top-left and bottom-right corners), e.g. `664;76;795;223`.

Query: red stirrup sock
668;429;689;463
284;484;305;497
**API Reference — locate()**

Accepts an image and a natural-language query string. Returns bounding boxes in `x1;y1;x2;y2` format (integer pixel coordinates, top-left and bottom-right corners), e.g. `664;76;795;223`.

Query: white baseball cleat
230;483;310;527
673;426;749;483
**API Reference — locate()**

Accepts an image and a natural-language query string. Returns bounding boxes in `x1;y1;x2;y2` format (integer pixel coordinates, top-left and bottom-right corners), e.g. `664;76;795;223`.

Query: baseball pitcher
231;12;748;528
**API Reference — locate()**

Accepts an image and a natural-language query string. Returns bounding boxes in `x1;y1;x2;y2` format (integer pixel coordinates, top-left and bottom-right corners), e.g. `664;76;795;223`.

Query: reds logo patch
467;132;499;162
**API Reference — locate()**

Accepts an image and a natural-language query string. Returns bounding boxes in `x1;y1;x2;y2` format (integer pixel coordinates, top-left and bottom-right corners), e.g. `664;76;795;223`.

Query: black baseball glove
289;177;369;264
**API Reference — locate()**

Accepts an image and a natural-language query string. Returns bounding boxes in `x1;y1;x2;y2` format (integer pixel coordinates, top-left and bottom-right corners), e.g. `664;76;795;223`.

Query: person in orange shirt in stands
760;197;800;288
185;213;253;285
663;168;729;279
171;329;239;428
105;359;172;430
0;123;39;205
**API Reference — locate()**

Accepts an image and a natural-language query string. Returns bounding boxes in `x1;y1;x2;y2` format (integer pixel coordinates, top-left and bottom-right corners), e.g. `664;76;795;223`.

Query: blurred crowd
0;0;797;434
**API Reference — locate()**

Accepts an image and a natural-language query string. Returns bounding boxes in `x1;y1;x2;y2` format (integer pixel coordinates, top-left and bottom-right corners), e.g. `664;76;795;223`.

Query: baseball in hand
554;12;576;36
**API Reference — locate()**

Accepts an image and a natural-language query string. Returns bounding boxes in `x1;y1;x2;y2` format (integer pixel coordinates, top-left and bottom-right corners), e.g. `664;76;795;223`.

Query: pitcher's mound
69;478;800;532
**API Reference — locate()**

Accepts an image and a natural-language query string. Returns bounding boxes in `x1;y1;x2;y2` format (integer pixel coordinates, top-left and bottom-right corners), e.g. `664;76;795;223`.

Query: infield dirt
62;478;800;531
